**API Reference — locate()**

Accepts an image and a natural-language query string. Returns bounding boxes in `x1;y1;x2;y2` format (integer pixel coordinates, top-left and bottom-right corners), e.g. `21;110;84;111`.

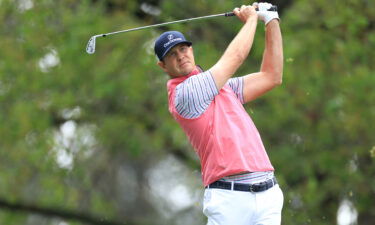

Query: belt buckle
249;184;255;192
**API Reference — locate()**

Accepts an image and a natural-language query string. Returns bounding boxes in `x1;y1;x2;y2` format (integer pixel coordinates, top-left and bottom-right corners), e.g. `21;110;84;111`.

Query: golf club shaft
97;5;277;38
99;12;234;38
86;5;277;54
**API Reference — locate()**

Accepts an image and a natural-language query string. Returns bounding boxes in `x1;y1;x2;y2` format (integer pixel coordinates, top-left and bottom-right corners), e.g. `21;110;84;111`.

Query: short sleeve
174;71;219;119
227;77;244;104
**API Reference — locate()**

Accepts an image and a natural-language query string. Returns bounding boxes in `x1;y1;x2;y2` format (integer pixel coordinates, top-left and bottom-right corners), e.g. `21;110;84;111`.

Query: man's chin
181;65;195;75
169;66;196;78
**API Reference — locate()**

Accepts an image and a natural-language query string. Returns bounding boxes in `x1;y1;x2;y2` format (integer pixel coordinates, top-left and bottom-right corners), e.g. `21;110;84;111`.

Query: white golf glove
254;2;279;25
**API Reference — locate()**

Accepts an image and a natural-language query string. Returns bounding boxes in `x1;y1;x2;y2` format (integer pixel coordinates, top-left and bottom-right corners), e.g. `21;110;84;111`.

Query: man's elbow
268;71;283;87
263;63;283;87
275;72;283;86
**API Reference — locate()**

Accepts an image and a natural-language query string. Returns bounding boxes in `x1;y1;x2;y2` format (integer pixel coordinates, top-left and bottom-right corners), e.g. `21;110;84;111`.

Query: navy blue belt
206;177;277;193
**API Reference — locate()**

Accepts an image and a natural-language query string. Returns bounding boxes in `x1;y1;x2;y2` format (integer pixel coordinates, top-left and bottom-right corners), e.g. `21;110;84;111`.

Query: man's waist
219;171;274;184
206;176;277;193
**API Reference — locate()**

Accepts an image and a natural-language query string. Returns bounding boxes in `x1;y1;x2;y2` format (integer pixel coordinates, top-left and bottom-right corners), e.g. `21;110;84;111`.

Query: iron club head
86;35;97;54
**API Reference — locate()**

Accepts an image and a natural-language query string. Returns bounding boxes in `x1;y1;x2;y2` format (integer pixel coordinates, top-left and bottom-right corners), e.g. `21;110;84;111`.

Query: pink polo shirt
167;69;274;186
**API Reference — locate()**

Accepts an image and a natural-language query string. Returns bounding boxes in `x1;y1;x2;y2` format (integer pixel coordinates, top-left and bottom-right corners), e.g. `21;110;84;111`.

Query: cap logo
163;34;183;48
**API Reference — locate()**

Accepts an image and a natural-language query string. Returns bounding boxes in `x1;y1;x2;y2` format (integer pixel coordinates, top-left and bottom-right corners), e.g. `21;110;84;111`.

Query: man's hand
233;5;258;23
253;2;279;25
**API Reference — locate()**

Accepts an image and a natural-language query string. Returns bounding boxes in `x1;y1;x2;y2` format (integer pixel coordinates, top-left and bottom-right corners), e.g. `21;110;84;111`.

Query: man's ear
157;61;167;72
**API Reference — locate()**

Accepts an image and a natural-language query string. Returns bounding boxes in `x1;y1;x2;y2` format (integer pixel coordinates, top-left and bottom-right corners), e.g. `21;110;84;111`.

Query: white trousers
203;184;284;225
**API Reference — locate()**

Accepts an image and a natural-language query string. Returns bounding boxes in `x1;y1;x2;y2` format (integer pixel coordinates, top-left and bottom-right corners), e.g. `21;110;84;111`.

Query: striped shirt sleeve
174;70;219;119
227;77;245;104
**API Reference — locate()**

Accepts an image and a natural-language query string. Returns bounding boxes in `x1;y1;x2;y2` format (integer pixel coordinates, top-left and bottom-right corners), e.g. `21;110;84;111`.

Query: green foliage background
0;0;374;224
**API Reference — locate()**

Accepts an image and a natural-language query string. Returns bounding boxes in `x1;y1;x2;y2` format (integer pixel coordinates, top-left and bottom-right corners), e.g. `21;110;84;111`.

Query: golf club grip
225;5;277;17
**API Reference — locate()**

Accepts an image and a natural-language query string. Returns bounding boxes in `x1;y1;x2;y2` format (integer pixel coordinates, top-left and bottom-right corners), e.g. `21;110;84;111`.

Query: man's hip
203;177;284;225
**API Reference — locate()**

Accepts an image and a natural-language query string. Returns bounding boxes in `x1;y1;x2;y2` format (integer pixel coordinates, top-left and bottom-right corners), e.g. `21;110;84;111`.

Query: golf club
86;5;277;54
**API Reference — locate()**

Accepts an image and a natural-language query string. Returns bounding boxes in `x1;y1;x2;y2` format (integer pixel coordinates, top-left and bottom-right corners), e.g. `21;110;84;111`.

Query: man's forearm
210;17;258;89
224;17;258;68
260;20;283;84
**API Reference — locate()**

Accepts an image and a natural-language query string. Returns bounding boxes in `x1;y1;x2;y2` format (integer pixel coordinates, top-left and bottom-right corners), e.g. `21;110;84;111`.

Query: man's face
157;43;196;78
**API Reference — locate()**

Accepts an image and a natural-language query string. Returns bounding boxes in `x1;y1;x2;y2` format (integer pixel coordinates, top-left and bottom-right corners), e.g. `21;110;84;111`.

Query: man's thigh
203;188;256;225
254;184;284;225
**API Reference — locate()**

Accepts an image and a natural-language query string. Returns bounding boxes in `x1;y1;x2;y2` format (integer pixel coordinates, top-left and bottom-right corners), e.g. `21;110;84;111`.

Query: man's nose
176;51;184;60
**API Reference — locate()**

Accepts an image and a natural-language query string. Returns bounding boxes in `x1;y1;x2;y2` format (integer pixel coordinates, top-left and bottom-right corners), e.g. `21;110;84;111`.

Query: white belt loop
231;181;234;191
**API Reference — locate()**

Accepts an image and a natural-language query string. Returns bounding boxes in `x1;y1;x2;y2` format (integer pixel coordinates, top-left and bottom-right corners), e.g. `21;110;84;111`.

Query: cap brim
160;41;192;60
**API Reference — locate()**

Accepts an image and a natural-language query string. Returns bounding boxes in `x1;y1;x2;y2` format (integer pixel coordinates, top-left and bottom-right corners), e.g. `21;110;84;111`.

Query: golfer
154;3;283;225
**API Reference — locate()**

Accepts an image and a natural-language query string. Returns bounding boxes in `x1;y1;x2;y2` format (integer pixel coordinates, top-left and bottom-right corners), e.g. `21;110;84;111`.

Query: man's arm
242;19;283;103
209;5;258;90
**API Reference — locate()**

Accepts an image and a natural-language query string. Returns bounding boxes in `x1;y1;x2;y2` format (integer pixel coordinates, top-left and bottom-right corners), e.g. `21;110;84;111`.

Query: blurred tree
0;0;374;224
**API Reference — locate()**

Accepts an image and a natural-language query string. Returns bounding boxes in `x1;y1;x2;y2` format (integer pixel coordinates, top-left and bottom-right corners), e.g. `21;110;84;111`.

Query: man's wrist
246;16;258;23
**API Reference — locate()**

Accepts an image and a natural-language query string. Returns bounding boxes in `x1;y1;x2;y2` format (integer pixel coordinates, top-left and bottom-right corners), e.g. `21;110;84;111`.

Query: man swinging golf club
155;2;283;224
